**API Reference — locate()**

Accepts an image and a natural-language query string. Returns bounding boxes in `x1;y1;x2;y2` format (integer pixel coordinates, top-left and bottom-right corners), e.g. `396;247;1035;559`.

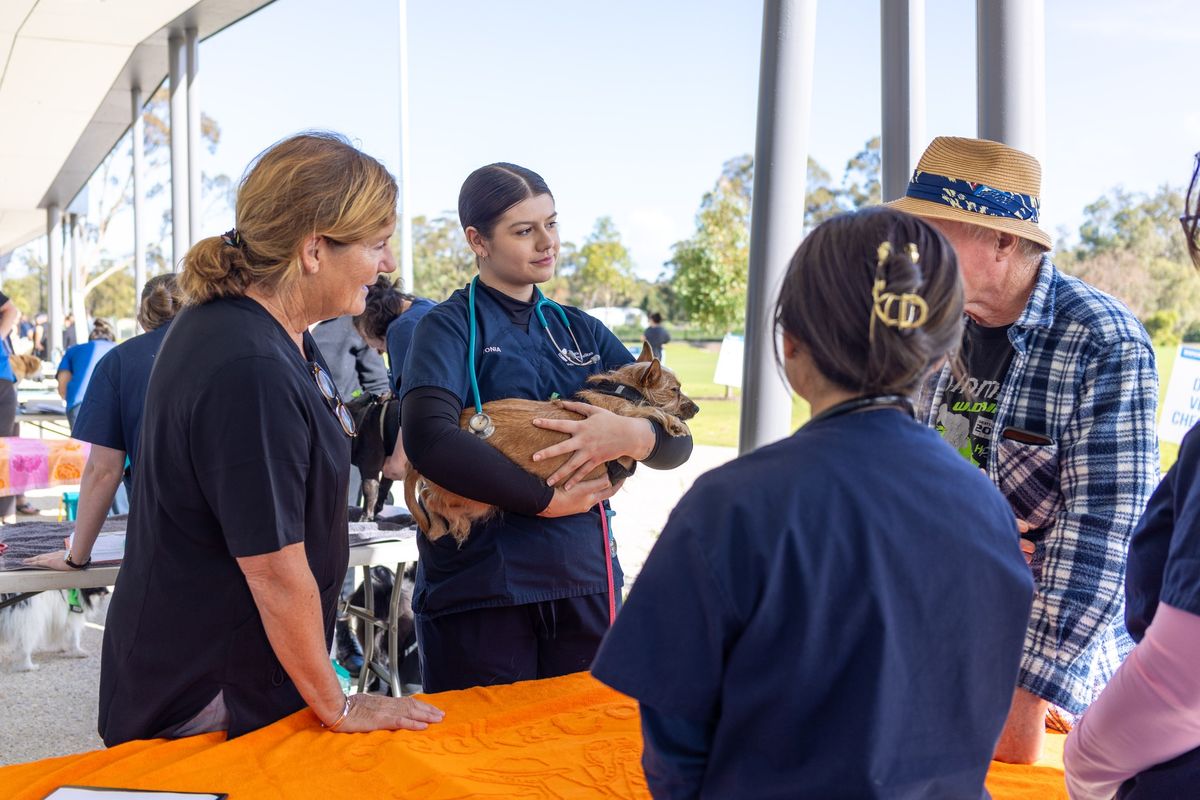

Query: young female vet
400;163;693;692
1063;153;1200;800
592;207;1035;799
353;275;436;480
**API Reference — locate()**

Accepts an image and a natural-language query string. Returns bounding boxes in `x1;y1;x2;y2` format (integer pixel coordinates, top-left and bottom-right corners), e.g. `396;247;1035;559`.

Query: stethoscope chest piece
468;411;495;439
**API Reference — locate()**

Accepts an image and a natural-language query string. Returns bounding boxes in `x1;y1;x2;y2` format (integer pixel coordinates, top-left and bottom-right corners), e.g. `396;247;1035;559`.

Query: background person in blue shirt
592;207;1035;799
400;162;693;693
25;275;184;569
56;318;117;428
353;275;436;481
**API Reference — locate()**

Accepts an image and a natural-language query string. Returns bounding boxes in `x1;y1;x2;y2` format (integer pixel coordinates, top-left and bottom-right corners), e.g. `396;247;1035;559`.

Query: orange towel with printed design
0;672;1067;798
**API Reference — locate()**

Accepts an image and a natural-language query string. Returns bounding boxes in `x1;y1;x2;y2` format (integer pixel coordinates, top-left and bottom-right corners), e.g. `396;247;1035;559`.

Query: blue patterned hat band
904;170;1041;224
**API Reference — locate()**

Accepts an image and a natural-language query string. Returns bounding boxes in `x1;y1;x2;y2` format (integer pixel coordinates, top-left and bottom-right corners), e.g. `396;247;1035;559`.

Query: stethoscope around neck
465;275;599;439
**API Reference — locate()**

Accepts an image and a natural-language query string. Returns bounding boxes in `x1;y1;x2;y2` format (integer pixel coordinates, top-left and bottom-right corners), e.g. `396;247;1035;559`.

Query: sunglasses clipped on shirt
309;361;357;438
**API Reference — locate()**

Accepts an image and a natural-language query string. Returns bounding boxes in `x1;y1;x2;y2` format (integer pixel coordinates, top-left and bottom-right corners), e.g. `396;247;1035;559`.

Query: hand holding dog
539;476;625;518
330;692;444;733
531;401;654;490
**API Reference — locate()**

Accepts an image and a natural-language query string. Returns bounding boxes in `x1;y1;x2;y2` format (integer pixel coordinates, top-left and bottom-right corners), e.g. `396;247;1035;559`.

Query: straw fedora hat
889;136;1052;250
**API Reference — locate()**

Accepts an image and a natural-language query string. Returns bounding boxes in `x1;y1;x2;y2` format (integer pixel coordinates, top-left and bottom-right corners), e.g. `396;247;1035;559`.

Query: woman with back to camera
592;207;1035;799
399;162;693;692
353;275;437;480
25;275;183;571
97;132;443;745
1063;153;1200;799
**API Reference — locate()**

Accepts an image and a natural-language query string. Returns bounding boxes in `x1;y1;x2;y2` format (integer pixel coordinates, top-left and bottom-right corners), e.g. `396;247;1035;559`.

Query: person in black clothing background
97;132;443;745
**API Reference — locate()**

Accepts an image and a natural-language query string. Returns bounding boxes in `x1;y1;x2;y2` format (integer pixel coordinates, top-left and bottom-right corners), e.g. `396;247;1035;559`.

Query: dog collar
586;380;648;406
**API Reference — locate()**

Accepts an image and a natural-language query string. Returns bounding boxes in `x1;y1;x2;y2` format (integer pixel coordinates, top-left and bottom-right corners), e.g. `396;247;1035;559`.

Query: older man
893;137;1160;764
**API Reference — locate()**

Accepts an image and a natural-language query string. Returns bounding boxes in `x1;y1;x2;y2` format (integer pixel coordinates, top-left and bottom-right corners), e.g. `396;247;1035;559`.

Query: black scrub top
592;409;1035;799
98;296;351;746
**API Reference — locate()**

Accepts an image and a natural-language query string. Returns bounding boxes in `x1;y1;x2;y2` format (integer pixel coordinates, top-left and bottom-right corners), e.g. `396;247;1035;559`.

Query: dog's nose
681;400;700;420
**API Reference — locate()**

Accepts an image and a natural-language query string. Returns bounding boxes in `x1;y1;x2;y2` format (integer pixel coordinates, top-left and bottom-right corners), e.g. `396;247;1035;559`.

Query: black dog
346;392;400;522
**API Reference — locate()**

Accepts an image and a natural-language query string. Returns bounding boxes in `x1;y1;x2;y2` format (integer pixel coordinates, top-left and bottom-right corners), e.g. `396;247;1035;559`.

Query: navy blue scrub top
400;282;634;618
592;409;1034;800
385;296;435;393
72;323;170;472
1120;422;1200;796
98;296;351;746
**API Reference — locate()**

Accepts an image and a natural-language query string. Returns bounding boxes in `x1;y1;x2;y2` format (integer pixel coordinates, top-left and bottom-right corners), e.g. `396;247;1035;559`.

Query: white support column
132;86;147;322
69;214;87;343
976;0;1046;161
168;32;189;271
397;0;414;293
881;0;926;201
47;206;63;359
186;27;201;246
739;0;818;454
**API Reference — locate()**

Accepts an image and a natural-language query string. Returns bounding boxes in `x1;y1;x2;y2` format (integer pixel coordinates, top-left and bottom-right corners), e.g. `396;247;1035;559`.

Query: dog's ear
641;358;662;386
637;341;654;362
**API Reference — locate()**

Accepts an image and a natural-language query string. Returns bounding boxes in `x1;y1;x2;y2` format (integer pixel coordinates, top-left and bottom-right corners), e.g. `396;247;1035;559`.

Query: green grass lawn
657;340;1183;473
653;341;809;450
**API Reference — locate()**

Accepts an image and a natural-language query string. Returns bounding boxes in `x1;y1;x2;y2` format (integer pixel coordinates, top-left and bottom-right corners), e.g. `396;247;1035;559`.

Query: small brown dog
8;354;42;381
404;342;699;544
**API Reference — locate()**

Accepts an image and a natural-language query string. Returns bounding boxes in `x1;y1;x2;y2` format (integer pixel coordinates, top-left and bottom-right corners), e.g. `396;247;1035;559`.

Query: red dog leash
599;503;616;625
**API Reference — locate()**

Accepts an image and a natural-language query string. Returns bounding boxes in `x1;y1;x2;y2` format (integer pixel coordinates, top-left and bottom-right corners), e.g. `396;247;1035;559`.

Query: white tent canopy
0;0;274;257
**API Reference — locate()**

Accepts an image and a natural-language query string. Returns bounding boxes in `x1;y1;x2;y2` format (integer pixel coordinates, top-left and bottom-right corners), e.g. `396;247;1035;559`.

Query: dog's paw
64;647;88;659
13;660;38;672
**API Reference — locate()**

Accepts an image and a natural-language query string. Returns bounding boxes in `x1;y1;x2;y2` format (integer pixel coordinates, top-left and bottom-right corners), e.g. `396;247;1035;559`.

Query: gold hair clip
869;240;929;342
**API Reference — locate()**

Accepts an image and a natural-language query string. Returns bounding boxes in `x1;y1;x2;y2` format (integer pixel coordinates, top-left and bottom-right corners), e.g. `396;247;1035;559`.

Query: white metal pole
976;0;1046;162
168;32;189;271
739;0;819;454
881;0;926;201
186;27;201;247
47;206;63;359
132;86;147;323
397;0;414;293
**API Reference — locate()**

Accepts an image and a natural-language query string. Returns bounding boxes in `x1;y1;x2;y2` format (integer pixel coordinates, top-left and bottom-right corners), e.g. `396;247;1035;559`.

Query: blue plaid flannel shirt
918;256;1159;714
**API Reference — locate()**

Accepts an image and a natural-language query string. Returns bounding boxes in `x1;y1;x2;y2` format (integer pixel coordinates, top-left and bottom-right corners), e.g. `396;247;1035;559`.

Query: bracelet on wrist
322;694;352;730
63;552;91;569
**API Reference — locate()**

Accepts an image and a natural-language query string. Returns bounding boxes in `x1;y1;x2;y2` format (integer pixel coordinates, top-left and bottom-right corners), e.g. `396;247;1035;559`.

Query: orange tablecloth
0;672;1068;799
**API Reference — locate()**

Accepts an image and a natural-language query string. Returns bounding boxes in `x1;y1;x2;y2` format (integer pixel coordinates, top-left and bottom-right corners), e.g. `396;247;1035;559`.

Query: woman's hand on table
333;692;445;733
531;401;654;490
23;549;76;571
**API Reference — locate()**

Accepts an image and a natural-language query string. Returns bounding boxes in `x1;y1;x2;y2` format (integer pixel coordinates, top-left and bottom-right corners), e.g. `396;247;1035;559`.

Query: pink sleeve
1064;603;1200;800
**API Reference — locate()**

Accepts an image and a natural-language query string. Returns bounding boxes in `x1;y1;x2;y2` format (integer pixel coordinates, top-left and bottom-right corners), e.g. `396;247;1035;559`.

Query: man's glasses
1180;151;1200;271
310;362;357;438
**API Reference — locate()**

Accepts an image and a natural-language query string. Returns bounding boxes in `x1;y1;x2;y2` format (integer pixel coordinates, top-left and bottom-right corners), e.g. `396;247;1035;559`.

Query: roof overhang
0;0;277;256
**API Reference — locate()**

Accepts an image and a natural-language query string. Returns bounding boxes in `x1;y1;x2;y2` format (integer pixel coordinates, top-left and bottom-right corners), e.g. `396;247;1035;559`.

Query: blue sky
26;0;1200;283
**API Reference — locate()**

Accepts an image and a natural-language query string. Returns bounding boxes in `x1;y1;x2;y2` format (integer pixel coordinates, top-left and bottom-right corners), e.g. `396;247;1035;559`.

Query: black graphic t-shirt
936;320;1015;468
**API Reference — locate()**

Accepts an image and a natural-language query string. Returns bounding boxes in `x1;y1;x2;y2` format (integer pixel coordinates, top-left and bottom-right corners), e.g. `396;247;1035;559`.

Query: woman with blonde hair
97;132;443;745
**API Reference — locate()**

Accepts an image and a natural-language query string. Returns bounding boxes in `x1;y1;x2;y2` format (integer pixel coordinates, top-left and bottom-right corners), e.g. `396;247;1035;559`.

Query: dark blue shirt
400;282;633;617
385;297;435;393
1120;423;1200;797
592;409;1034;800
57;340;117;409
72;324;170;471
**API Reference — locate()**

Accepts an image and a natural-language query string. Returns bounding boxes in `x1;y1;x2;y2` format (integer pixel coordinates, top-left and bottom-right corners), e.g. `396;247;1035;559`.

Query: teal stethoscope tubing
466;275;594;417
